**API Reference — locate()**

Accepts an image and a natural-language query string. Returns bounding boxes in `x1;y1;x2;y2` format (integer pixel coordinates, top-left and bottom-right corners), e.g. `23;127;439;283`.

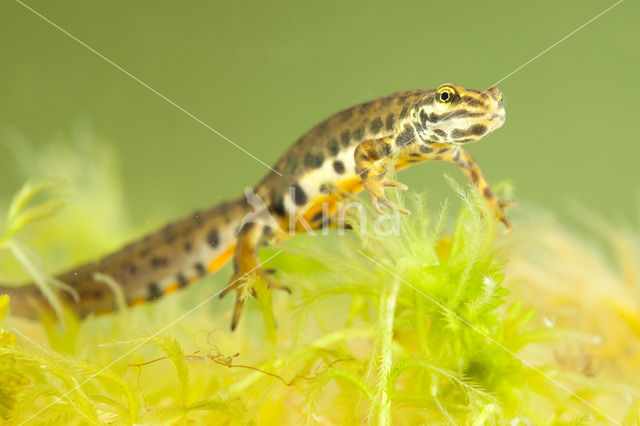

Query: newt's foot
498;199;517;209
496;198;516;232
500;215;513;233
362;173;410;216
221;267;291;330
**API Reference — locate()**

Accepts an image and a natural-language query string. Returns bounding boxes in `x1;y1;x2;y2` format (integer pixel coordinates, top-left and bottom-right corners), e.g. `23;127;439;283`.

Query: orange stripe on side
130;297;146;307
396;159;424;171
208;244;236;273
300;177;364;226
338;176;364;193
163;283;180;295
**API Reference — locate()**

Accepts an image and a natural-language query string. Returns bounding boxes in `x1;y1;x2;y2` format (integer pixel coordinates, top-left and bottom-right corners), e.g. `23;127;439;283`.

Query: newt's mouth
492;112;506;127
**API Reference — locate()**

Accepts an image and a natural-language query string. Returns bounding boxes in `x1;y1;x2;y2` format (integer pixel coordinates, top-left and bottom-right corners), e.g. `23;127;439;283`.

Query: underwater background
1;0;639;424
1;0;639;226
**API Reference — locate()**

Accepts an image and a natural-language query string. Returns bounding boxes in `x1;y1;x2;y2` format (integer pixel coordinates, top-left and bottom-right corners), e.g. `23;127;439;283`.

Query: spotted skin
1;83;512;330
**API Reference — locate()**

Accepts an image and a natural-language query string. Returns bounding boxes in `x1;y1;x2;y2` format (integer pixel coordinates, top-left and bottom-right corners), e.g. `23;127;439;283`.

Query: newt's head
415;83;505;145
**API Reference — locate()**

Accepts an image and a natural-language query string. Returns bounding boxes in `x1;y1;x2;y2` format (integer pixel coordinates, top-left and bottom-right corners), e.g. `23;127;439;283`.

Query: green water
1;0;638;227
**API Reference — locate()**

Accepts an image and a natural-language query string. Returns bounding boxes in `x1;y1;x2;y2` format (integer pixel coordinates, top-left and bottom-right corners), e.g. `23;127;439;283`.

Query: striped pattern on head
413;83;506;145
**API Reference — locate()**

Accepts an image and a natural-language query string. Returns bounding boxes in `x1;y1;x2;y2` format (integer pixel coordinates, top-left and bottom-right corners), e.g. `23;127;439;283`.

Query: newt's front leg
438;145;514;230
354;137;410;215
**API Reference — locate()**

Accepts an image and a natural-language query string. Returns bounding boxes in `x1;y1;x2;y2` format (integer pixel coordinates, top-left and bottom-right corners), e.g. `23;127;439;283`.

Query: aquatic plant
0;138;637;424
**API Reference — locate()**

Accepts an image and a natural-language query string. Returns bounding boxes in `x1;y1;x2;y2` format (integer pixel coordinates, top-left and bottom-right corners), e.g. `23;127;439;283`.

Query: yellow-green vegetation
1;147;639;424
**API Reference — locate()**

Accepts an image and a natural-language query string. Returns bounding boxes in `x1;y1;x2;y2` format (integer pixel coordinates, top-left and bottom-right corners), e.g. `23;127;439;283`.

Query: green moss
0;171;636;423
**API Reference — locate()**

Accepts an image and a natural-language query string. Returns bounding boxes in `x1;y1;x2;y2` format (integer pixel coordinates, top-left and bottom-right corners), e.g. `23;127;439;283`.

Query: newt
1;83;512;330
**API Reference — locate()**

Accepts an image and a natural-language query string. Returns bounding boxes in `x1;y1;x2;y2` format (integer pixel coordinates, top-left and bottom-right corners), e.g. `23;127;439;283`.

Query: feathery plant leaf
1;181;74;325
0;154;637;424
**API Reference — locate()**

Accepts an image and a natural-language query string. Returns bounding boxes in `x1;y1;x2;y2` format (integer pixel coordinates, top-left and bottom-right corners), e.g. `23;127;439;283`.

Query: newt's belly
297;176;364;230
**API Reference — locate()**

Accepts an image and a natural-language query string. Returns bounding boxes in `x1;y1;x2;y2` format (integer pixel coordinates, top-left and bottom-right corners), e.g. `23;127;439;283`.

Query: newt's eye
435;87;455;105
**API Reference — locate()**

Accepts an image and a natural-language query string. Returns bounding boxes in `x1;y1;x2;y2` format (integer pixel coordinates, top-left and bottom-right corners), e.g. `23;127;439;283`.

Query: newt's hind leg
220;222;290;330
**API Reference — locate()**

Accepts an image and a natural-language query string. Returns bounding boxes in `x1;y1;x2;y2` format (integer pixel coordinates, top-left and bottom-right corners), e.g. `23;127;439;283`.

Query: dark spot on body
333;160;345;174
273;196;286;216
381;142;392;157
420;95;435;106
370;117;383;134
354;126;365;141
291;184;308;206
428;113;440;123
340;129;351;147
207;229;220;248
177;273;189;288
420;145;433;154
283;154;299;174
218;201;231;215
430;134;441;142
126;263;137;275
483;187;494;199
413;120;424;134
470;124;487;136
400;106;409;119
451;129;465;139
434;129;446;138
315;120;329;135
468;89;489;99
451;124;486;139
366;146;378;159
420;109;429;126
328;138;340;156
304;152;324;169
147;283;162;301
194;263;206;277
395;125;415;147
381;96;393;106
184;242;192;252
339;109;353;122
139;247;151;258
409;152;421;157
151;256;168;268
385;113;395;131
471;170;480;183
460;96;486;108
446;109;483;119
311;211;323;222
359;101;373;114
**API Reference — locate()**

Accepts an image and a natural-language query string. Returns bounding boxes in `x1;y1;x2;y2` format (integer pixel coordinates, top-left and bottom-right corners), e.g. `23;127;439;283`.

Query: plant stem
370;277;399;426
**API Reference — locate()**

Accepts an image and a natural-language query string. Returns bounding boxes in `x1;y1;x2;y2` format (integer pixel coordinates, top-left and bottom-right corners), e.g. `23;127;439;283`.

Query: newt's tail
0;284;44;319
0;197;252;320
